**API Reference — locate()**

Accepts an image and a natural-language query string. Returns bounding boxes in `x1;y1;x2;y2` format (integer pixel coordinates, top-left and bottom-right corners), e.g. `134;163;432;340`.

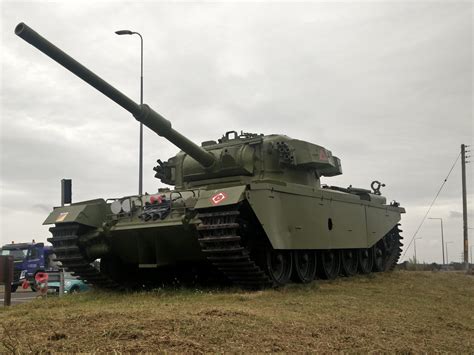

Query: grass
1;271;473;352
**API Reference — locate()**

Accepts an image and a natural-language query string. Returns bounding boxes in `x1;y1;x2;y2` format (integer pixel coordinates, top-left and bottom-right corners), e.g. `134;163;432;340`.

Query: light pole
115;29;144;195
414;237;422;265
428;217;445;265
445;242;454;265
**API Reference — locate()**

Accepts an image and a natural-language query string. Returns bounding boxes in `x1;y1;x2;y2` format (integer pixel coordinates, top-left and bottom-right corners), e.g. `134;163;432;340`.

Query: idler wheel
292;251;317;283
317;250;340;280
264;249;293;286
358;248;374;274
340;249;358;277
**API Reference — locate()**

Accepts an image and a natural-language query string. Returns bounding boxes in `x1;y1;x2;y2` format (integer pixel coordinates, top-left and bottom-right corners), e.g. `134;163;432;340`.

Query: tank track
48;217;403;290
48;223;122;290
383;223;403;271
197;207;403;288
196;209;272;289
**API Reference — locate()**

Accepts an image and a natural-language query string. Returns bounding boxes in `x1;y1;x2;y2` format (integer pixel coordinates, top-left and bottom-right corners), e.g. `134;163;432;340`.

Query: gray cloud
33;204;53;213
449;211;463;218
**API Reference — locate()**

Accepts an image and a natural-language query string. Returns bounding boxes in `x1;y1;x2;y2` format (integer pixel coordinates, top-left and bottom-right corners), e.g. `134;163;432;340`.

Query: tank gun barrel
15;22;215;168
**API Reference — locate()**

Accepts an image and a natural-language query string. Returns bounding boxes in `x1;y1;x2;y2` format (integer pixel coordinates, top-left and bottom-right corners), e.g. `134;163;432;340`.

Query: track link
197;209;272;288
48;223;121;289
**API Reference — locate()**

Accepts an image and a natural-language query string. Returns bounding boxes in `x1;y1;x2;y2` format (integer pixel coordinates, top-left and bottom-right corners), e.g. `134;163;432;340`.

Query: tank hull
45;183;404;289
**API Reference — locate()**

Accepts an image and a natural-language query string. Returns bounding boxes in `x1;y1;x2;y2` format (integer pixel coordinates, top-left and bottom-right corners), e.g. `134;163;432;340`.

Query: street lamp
445;242;454;265
115;29;144;195
428;217;445;265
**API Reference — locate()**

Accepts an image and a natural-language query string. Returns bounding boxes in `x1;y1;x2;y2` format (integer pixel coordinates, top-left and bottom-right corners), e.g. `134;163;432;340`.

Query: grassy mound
1;271;473;352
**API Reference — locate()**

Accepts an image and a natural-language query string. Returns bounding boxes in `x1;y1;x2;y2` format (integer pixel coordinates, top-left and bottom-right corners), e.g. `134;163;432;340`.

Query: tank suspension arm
15;22;215;168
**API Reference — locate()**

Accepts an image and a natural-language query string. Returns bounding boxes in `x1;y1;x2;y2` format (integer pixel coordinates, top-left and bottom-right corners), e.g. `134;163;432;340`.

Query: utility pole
461;144;469;271
414;238;422;266
428;217;445;265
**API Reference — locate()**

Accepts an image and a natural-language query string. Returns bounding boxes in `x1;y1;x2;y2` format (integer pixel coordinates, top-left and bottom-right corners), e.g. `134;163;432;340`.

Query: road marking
0;297;36;301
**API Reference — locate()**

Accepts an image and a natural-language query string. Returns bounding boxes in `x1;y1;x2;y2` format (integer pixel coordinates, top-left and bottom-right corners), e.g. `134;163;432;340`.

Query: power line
401;151;461;260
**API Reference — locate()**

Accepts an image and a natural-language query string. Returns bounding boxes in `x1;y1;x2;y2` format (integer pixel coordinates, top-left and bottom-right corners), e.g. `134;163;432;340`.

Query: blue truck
0;242;58;292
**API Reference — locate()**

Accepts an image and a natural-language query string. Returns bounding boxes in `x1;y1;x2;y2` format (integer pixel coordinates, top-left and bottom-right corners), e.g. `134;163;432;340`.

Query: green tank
16;23;405;289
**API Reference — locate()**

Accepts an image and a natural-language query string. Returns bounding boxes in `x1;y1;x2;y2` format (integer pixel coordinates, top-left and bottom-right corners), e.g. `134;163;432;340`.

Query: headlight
111;200;122;214
122;199;131;213
65;281;72;287
19;270;27;279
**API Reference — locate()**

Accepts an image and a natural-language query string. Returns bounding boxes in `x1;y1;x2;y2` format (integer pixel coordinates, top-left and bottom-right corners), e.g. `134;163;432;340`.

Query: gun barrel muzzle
15;22;141;116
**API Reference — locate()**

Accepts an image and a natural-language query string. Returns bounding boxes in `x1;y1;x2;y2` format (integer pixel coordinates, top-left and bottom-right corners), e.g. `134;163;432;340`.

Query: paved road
0;289;37;306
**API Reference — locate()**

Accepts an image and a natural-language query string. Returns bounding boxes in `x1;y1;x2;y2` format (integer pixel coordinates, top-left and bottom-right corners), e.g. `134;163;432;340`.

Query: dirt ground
1;271;473;352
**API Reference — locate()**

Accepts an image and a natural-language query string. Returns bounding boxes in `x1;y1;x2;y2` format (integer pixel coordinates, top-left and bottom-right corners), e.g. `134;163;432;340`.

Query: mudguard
43;199;107;228
195;185;247;209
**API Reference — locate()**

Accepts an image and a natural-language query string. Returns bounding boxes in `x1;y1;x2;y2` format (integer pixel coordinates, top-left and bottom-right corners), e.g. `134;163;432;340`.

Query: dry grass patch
1;271;473;352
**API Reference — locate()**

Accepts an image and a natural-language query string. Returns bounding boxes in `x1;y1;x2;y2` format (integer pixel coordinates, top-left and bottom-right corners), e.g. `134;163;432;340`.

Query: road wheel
317;250;340;280
340;249;358;277
358;248;373;274
292;251;317;283
373;242;385;272
264;248;293;286
11;285;18;293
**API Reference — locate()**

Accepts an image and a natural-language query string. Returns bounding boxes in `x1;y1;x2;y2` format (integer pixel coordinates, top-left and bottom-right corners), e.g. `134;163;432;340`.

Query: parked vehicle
0;242;58;292
47;271;89;294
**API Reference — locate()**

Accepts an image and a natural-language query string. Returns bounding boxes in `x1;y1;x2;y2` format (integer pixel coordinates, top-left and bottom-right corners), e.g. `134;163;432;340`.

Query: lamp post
445;241;454;265
115;29;144;195
428;217;445;265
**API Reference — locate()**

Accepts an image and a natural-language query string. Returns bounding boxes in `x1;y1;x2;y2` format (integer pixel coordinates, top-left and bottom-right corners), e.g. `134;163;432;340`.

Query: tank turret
158;130;342;189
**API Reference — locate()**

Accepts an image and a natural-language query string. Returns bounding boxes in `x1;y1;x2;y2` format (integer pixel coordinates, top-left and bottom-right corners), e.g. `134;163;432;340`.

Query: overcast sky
1;1;472;264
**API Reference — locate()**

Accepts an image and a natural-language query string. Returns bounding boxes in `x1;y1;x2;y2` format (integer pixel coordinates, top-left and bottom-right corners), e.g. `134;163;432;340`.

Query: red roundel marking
211;192;228;205
150;194;163;204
